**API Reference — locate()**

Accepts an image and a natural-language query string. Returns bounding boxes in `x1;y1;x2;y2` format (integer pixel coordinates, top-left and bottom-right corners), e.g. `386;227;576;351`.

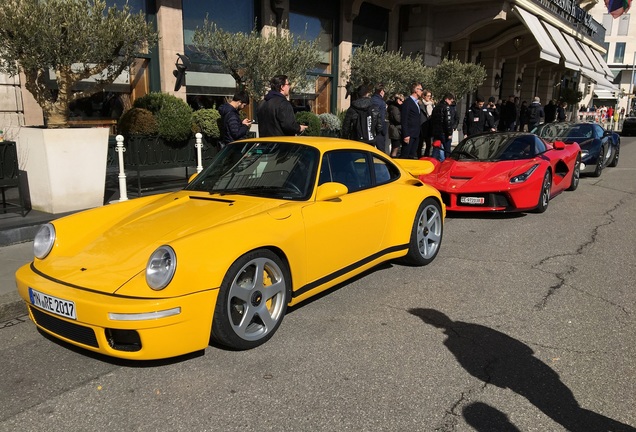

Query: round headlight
33;223;56;259
146;246;177;290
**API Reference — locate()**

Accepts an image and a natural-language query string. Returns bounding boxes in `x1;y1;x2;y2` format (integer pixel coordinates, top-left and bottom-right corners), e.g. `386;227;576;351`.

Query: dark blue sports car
534;122;620;177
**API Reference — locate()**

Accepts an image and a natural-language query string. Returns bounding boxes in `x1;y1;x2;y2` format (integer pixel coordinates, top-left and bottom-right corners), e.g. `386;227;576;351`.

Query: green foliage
192;22;321;101
132;93;193;143
0;0;158;127
559;87;583;106
295;111;321;136
343;42;431;96
319;113;341;132
192;108;222;140
118;108;158;136
430;58;486;100
343;44;486;100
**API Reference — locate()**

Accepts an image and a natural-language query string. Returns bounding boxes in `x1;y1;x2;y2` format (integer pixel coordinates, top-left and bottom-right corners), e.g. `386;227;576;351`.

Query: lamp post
629;51;636;114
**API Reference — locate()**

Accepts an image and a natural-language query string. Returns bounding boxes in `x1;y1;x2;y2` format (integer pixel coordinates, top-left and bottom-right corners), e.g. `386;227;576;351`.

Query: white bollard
195;132;203;173
115;135;128;202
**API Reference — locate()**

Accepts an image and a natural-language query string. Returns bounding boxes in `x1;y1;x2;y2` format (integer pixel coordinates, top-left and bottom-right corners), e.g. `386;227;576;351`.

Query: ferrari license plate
28;288;76;320
460;196;485;205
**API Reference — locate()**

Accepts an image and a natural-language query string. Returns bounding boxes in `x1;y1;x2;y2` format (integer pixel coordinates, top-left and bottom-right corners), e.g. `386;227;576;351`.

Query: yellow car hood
35;191;289;294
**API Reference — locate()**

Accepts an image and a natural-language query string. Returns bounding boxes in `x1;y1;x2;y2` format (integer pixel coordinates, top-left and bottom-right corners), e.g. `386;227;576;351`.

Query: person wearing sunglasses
257;74;308;137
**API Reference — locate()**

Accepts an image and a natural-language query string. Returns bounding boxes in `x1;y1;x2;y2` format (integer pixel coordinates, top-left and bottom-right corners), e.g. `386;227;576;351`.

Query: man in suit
400;82;423;159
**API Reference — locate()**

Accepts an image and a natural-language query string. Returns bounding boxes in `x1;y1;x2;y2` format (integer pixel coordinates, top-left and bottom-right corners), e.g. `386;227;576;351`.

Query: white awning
581;69;618;91
541;21;581;71
562;32;595;71
588;46;615;80
593;90;617;99
579;43;604;72
515;7;560;64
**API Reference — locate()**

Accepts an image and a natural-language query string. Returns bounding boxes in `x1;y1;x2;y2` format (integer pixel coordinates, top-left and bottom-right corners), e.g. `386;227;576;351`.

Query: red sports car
419;132;581;213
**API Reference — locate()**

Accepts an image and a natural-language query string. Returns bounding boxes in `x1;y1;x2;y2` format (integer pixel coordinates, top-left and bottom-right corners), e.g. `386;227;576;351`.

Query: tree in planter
191;23;321;102
342;42;431;96
0;0;157;128
343;44;486;101
429;58;486;100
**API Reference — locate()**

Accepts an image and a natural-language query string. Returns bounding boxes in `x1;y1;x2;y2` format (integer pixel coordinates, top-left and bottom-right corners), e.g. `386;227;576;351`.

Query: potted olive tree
0;0;157;213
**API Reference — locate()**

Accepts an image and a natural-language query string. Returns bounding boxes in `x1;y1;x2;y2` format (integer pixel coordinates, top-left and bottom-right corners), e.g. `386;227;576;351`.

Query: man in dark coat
341;84;382;145
400;82;424;159
218;90;251;147
257;75;307;137
544;99;557;123
370;83;388;154
430;93;455;161
527;97;545;131
462;95;495;138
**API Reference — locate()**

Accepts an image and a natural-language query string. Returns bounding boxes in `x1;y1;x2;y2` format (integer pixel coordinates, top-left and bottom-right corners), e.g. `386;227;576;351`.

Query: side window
592;124;604;139
318;151;369;192
533;136;547;154
373;156;399;185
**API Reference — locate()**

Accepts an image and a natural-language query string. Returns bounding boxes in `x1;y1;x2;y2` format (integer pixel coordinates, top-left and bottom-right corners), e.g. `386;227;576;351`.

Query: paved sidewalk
0;241;33;321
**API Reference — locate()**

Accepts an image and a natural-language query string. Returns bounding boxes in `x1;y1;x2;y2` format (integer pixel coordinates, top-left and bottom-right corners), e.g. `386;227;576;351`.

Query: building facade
0;0;617;140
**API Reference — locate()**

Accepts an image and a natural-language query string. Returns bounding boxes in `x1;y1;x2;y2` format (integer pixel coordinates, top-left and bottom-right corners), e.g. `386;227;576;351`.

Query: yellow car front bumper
16;264;219;360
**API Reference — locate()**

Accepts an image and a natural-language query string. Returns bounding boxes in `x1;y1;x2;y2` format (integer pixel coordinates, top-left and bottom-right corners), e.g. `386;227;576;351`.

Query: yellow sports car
16;137;445;360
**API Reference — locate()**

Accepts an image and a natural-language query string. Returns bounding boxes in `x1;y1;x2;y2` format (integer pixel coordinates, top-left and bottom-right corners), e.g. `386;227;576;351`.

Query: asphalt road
1;138;634;432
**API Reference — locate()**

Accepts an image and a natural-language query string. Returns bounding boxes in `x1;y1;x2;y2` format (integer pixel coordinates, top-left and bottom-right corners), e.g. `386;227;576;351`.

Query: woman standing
388;93;404;157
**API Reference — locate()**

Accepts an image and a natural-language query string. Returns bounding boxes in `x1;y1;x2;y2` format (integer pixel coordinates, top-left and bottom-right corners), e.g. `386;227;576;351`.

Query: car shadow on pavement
408;308;636;432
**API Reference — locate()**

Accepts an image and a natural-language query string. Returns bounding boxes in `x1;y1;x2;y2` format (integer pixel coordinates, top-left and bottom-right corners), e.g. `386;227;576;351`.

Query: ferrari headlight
146;246;177;290
510;164;539;184
33;223;56;259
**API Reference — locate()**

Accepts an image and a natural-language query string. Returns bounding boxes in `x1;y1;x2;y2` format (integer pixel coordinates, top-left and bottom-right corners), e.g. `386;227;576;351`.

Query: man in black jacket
462;95;495;138
341;84;382;146
431;93;455;161
257;75;307;137
219;90;251;147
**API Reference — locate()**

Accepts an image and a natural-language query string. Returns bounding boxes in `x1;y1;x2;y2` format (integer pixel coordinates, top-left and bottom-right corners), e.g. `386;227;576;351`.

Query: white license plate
28;288;76;320
460;196;485;205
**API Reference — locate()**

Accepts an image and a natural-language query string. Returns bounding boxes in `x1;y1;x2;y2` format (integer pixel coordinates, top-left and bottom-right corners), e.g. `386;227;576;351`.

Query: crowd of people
218;75;619;164
341;84;582;161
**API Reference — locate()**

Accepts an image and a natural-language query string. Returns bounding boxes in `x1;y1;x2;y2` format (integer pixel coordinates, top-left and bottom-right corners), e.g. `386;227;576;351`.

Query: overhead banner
606;0;632;18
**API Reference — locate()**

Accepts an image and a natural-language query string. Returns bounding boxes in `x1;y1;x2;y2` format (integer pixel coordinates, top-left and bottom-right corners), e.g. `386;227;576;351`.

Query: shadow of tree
409;308;635;432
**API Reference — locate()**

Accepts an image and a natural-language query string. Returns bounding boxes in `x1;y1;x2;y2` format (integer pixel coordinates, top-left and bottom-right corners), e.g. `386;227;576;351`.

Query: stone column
156;0;185;100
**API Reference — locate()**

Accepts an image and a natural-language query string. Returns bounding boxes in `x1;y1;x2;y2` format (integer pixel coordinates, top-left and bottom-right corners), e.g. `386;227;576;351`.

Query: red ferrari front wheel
535;171;552;213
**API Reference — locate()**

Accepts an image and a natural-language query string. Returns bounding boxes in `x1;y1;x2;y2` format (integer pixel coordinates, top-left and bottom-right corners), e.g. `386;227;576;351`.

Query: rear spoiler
393;158;437;177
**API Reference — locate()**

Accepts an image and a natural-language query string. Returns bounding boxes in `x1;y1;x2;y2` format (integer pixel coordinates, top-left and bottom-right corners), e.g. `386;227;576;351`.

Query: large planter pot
16;127;109;214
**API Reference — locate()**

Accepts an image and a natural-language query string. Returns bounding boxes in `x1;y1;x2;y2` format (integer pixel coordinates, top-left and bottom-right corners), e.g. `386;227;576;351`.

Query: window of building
602;13;613;35
614;42;626;63
618;14;630;36
290;0;338;115
603;43;610;62
353;3;389;48
181;0;255;106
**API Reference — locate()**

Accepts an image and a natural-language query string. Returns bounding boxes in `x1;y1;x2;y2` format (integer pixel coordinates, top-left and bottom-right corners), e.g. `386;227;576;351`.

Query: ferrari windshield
451;133;547;161
186;141;319;200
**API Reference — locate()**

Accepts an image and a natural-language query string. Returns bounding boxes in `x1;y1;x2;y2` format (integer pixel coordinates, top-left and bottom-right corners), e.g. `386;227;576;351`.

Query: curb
0;298;27;323
0;225;41;247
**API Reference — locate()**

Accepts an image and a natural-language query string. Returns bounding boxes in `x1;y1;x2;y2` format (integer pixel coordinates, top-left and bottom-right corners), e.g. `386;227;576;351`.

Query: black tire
212;249;289;350
535;171;551;213
402;198;443;266
592;146;605;177
608;145;619;167
567;154;581;191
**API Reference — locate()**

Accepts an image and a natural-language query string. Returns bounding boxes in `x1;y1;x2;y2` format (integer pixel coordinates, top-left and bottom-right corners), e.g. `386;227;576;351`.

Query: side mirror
552;140;565;150
315;182;348;201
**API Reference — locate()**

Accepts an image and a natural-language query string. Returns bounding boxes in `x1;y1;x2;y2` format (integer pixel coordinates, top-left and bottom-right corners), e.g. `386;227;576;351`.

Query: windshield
186;141;319;200
451;133;545;161
535;123;590;142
